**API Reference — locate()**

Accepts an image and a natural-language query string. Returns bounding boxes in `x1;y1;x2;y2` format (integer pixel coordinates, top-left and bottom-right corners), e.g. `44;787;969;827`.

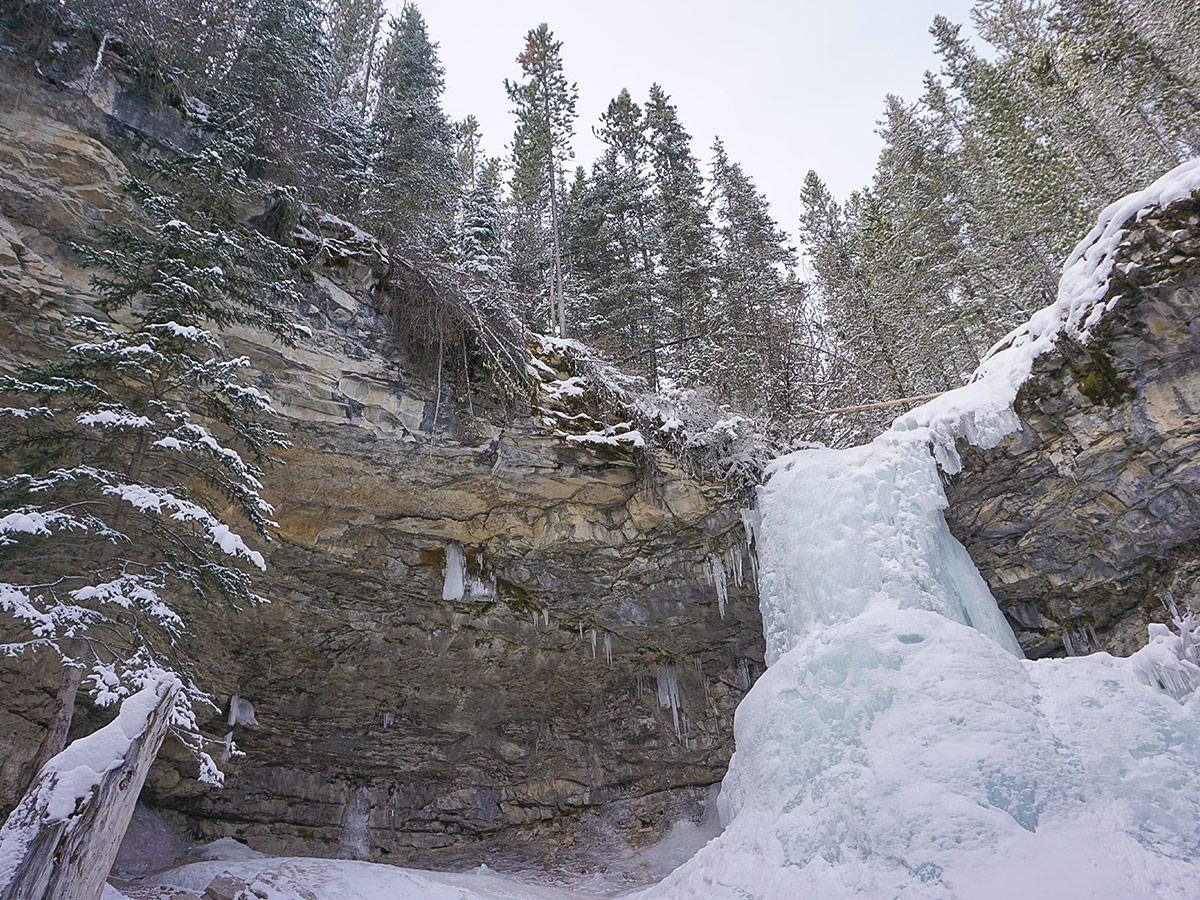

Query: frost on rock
638;165;1200;900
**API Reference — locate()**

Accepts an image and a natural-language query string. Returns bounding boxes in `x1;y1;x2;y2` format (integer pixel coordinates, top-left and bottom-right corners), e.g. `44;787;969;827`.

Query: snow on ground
138;855;617;900
106;801;723;900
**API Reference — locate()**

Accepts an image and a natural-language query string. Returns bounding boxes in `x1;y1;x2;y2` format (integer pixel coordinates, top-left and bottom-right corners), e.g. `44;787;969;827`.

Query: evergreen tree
325;0;387;117
368;3;460;256
456;115;484;188
505;23;578;336
568;89;658;377
0;130;304;782
221;0;336;190
458;157;508;286
644;84;716;384
708;138;797;407
798;170;908;400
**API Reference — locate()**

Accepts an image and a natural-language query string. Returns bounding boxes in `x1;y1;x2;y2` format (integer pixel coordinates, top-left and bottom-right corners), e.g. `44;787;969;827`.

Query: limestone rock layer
0;66;762;869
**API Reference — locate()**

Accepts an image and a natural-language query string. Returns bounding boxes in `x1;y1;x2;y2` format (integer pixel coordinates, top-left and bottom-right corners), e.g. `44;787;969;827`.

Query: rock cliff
945;190;1200;658
0;65;763;870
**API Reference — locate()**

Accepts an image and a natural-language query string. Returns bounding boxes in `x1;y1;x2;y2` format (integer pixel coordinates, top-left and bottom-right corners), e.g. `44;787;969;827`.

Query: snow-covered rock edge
892;156;1200;474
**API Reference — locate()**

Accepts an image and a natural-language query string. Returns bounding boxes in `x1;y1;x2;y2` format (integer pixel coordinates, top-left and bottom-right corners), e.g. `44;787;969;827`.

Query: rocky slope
945;190;1200;659
0;65;763;870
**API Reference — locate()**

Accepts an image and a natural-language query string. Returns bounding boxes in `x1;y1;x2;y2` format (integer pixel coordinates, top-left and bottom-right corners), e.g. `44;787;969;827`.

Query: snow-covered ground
101;799;724;900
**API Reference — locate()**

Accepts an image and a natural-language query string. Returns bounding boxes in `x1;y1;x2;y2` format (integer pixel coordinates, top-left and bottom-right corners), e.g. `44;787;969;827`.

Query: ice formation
636;162;1200;898
337;787;370;860
656;665;682;739
441;544;465;602
226;694;258;728
702;553;728;618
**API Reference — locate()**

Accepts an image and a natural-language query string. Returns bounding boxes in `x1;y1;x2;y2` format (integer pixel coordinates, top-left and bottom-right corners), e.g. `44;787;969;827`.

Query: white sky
408;0;980;242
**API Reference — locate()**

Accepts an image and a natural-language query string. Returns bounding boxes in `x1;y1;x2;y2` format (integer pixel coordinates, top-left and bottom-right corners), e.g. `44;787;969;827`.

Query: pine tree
708;139;801;410
458;157;508;286
797;170;908;401
220;0;336;189
505;23;578;337
568;89;659;377
644;84;716;384
325;0;387;117
0;129;304;783
456;115;484;188
368;3;460;256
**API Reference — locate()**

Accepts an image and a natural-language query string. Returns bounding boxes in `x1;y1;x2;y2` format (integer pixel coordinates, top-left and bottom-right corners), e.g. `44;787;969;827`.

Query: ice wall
756;431;1021;665
641;434;1200;900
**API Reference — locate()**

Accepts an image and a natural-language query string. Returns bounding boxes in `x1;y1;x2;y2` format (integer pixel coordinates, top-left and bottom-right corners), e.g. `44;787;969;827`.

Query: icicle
704;553;729;618
636;673;643;699
604;633;612;665
382;712;393;730
738;658;751;690
220;730;234;763
542;609;549;626
578;622;584;640
726;545;744;588
532;609;538;627
590;628;597;659
656;664;682;739
1062;629;1077;657
740;506;761;549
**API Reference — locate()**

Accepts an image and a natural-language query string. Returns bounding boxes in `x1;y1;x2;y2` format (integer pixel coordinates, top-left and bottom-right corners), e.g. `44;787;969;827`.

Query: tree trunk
0;678;179;900
31;661;83;777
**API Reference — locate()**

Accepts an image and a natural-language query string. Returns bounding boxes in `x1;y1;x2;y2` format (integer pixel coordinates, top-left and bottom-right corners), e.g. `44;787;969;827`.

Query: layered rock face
945;192;1200;659
0;67;763;869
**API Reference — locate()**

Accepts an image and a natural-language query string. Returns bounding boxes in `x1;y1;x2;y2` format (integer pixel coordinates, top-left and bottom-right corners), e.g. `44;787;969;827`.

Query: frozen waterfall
639;158;1200;900
640;428;1200;900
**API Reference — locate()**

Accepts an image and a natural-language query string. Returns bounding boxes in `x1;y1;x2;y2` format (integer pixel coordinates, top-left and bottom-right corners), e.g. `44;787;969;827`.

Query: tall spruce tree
568;89;658;377
708;138;797;406
645;84;716;385
325;0;387;117
220;0;336;190
368;3;460;256
505;24;578;337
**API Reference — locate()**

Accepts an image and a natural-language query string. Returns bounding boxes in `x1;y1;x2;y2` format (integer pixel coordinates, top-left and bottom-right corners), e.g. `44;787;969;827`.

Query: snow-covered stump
0;676;179;900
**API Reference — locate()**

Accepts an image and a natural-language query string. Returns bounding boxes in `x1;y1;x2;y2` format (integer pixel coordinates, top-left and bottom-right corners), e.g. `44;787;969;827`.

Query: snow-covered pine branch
0;124;305;783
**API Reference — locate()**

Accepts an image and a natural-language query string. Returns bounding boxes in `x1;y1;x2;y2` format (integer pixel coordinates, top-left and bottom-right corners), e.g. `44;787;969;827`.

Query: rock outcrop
945;190;1200;658
0;65;763;870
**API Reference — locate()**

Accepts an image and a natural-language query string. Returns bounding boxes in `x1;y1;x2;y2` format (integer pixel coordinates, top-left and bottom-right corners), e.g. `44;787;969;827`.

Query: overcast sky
406;0;980;243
